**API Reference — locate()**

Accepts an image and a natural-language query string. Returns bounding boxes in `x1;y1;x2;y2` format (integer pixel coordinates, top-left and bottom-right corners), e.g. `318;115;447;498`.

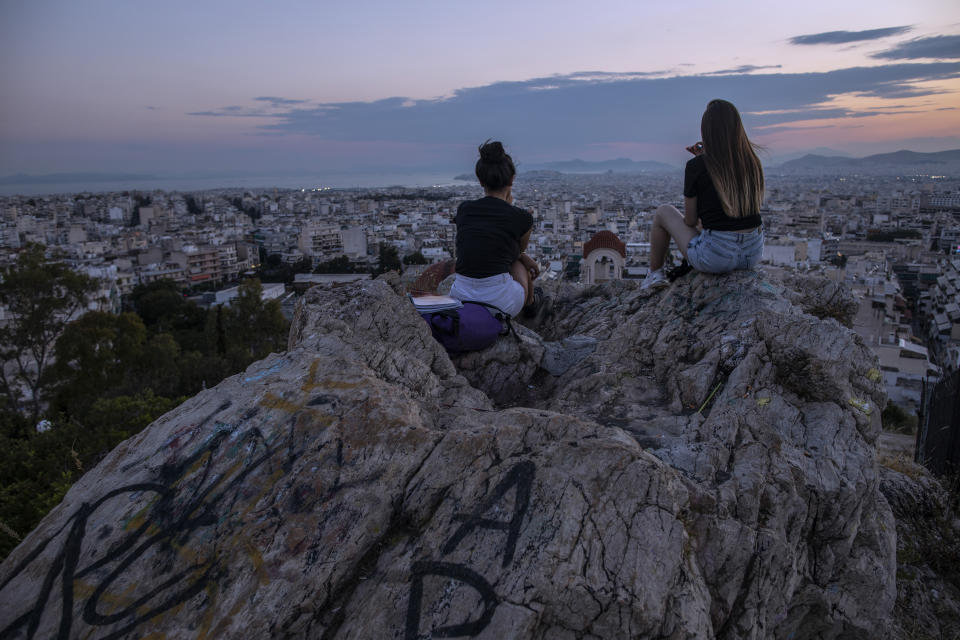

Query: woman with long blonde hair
642;99;764;289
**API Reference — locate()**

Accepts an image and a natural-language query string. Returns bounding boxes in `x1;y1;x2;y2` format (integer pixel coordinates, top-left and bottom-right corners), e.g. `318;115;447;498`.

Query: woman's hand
686;142;704;156
520;253;540;280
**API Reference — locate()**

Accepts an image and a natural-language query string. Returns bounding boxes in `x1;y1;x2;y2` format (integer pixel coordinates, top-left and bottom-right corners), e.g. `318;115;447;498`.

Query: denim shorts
686;227;763;274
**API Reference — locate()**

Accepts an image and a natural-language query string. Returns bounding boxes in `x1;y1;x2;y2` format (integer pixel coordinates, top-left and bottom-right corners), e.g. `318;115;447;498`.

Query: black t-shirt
455;196;533;278
683;155;762;231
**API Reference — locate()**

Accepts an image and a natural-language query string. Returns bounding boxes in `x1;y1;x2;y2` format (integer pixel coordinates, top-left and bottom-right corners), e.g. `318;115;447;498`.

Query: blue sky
1;0;958;175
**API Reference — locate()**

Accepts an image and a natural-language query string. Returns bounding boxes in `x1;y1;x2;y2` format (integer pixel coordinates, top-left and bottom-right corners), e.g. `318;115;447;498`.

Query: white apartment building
874;339;941;410
298;224;342;260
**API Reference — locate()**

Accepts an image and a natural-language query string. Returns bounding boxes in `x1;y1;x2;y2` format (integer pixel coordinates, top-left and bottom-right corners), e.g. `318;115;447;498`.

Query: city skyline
2;0;959;178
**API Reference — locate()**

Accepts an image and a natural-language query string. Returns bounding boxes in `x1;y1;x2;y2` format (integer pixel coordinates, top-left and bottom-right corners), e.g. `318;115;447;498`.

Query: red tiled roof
583;230;626;258
409;259;456;295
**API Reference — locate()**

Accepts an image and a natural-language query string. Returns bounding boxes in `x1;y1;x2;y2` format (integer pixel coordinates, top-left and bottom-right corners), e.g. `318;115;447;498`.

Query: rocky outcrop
0;271;897;640
880;461;960;639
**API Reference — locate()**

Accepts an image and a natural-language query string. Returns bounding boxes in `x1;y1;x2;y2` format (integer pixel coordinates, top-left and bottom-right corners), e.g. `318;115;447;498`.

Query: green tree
130;280;206;352
882;401;918;434
291;257;313;276
184;195;202;215
50;311;186;420
224;279;288;362
0;244;99;422
138;333;182;397
403;251;428;265
49;312;147;419
175;349;229;396
257;253;293;283
0;392;182;559
0;419;78;557
373;244;401;276
314;255;356;273
130;280;184;326
265;253;283;268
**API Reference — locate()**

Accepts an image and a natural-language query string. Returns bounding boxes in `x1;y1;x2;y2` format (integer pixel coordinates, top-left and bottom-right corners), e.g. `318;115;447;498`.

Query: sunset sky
1;0;958;176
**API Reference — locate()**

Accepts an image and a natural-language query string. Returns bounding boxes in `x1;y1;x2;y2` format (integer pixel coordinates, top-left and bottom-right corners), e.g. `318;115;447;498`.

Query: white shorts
449;272;526;317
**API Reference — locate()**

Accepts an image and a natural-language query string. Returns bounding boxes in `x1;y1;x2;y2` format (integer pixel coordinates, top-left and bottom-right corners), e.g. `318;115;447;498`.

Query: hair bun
475;139;516;190
479;140;506;162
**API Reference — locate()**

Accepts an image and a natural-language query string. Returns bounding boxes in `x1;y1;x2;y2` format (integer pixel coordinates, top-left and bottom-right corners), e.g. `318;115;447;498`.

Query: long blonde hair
701;99;764;218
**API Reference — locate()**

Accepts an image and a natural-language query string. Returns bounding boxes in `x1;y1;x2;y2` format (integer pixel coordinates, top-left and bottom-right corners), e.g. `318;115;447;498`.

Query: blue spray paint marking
244;359;287;383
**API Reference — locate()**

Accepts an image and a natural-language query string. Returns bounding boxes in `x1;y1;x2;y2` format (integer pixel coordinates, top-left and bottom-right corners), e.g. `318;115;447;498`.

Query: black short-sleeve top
454;196;534;278
683;155;762;231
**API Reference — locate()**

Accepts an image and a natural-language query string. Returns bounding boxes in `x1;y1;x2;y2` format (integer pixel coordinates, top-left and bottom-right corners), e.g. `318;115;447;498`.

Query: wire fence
917;370;960;476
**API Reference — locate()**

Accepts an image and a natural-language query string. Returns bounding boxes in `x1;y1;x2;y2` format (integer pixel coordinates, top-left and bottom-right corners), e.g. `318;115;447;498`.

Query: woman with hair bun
642;99;765;289
449;140;539;316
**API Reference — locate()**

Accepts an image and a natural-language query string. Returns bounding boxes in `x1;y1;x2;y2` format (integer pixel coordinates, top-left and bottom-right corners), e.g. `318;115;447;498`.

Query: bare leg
649;205;699;270
510;259;533;306
649;212;671;271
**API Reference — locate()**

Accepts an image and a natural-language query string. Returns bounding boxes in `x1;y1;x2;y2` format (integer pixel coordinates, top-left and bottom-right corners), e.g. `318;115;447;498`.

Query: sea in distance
0;171;469;197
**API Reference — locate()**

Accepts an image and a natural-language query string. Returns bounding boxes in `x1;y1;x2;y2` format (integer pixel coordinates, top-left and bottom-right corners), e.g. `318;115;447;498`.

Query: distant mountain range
773;149;960;172
762;148;851;166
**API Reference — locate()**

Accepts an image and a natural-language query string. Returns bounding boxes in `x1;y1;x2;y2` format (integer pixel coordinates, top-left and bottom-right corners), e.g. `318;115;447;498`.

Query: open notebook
409;294;463;313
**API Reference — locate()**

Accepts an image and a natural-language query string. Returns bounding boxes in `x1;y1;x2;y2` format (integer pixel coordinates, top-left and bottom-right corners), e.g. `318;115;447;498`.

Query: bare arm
517;228;540;278
684;197;699;227
519;228;531;252
683;142;704;228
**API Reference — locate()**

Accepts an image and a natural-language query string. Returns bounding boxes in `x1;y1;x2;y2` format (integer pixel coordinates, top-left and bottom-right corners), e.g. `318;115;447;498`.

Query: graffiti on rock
405;460;536;640
0;411;285;640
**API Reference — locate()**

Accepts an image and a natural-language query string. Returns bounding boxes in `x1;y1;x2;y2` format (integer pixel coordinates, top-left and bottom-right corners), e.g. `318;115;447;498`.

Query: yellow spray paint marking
124;507;150;532
244;538;270;585
866;368;882;382
121;491;164;532
183;450;214;478
260;393;303;414
260;359;366;416
315;379;364;390
73;579;140;615
168;536;210;567
848;397;872;415
196;582;221;640
302;359;366;392
259;393;335;427
303;359;322;389
756;398;771;407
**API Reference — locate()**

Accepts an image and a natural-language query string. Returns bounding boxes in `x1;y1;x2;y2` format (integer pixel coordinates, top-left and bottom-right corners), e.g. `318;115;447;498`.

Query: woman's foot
522;286;544;317
665;259;693;281
641;269;669;290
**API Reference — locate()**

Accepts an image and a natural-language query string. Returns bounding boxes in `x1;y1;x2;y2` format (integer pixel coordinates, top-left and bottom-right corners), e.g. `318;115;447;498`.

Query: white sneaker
641;269;669;290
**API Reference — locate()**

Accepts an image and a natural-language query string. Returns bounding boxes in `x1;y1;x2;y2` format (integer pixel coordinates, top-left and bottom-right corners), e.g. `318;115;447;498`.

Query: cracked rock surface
0;272;899;639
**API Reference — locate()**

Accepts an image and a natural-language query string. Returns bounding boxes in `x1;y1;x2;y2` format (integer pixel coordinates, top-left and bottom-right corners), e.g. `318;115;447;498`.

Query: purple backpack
421;301;513;353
